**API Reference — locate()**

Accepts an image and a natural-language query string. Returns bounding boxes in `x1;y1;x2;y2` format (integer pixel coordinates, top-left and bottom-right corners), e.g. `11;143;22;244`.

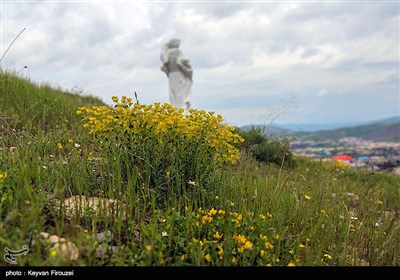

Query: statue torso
166;49;181;72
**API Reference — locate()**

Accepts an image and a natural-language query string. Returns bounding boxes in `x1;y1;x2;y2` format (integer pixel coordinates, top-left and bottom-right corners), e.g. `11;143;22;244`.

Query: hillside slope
0;71;106;144
1;72;399;266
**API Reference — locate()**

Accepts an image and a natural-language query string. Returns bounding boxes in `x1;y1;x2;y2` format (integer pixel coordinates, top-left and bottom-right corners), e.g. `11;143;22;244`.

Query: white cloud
317;89;329;97
1;1;398;126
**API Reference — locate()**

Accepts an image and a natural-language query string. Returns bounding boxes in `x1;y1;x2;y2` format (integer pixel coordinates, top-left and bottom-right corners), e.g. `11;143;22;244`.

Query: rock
331;192;359;209
94;231;113;243
383;211;397;220
0;146;17;151
94;245;119;259
38;232;79;261
344;193;359;209
61;195;127;220
348;257;370;266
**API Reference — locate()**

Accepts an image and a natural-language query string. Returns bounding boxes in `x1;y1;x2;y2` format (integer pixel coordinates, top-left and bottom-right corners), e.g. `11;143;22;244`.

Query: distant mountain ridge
362;116;400;125
240;116;400;143
274;116;400;132
291;121;400;143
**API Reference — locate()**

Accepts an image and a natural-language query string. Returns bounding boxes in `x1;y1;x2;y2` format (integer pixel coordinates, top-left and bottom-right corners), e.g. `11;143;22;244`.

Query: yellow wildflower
265;242;274;250
287;262;296;267
145;245;152;252
50;249;58;257
259;234;268;242
0;172;7;180
213;231;223;240
323;253;332;260
217;246;224;256
233;234;247;245
201;215;213;224
208;208;217;216
179;254;187;261
204;254;211;263
57;143;63;149
231;256;238;265
304;194;311;200
244;241;253;250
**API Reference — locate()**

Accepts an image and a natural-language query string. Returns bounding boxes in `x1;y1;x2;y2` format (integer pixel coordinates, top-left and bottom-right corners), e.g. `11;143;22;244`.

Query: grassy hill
1;71;399;266
0;71;106;145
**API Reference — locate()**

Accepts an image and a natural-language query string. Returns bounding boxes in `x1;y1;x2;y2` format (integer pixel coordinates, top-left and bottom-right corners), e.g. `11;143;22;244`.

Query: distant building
332;155;353;161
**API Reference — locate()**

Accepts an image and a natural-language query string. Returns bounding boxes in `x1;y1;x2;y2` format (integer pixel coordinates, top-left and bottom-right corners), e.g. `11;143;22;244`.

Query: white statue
160;38;193;112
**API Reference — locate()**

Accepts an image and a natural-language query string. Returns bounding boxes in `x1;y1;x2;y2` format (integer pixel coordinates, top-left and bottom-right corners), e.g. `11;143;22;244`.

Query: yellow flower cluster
77;96;244;165
233;234;253;251
157;207;305;266
201;208;223;224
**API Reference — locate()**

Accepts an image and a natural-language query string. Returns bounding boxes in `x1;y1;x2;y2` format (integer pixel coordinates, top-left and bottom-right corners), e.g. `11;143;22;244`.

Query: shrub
237;127;295;168
77;96;244;202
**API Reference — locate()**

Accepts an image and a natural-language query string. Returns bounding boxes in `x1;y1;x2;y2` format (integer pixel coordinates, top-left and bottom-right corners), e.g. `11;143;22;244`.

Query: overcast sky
1;0;399;127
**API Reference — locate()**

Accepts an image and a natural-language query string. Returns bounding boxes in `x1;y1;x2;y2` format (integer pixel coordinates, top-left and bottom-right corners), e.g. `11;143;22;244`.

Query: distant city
241;116;400;173
290;137;400;171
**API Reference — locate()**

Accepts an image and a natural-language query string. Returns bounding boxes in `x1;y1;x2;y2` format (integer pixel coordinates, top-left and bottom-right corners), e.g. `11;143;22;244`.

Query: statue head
166;38;181;49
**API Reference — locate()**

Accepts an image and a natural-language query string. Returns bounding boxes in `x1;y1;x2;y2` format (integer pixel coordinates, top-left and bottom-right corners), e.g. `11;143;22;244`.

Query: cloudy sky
1;0;399;128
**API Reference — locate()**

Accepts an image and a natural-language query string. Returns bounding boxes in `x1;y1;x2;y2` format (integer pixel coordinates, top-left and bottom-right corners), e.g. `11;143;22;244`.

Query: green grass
1;71;399;266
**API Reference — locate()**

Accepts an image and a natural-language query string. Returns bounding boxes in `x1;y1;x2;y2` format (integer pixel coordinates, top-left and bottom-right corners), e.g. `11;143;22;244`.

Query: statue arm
161;63;169;77
160;44;169;64
177;57;193;81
